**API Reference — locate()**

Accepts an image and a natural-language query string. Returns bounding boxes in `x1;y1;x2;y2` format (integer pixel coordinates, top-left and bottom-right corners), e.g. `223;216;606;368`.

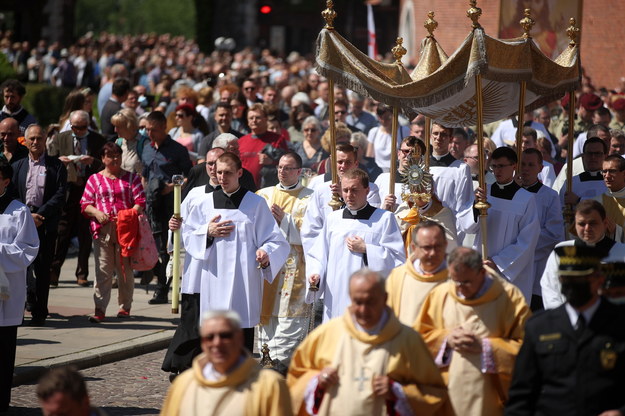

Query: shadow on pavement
104;406;161;415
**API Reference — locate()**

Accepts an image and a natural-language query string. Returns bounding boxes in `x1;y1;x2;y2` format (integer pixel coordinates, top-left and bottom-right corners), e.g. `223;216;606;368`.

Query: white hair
212;133;239;149
199;310;241;331
291;91;311;107
69;110;90;124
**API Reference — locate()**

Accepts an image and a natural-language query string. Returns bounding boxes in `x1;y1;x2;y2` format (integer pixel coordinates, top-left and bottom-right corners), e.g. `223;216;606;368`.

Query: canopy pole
563;91;576;229
515;81;527;174
424;117;431;170
327;79;341;211
389;37;407;198
474;74;491;259
390;107;399;197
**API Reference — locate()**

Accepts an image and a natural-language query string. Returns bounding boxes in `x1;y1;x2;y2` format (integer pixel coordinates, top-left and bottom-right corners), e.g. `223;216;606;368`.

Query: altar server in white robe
519;148;565;310
458;146;540;302
181;152;290;351
541;199;625;309
0;159;39;411
306;168;405;323
428;123;474;217
519;127;556;187
559;137;608;208
300;143;380;254
375;136;418;208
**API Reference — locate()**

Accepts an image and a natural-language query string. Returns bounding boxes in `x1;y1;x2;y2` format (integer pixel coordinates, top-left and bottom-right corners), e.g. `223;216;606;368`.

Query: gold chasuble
287;310;453;416
256;185;312;322
160;354;292;416
415;278;530;416
386;260;448;326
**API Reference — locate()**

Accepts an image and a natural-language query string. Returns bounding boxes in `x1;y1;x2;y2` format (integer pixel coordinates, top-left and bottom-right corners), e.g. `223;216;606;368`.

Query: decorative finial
260;343;275;368
467;0;482;29
520;9;535;39
392;37;407;65
424;11;438;38
322;0;337;30
567;17;580;46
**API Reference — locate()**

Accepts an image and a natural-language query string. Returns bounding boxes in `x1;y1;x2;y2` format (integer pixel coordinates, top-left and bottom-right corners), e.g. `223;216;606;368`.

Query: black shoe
169;372;178;383
148;293;168;305
28;317;46;327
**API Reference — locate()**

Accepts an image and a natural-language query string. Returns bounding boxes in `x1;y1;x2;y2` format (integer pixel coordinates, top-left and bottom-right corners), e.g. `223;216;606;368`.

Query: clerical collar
353;308;389;335
202;354;246;381
430;153;456;167
490;180;521;200
609;186;625;197
574;235;615;258
523;181;543;193
343;203;376;220
278;181;299;191
579;170;605;182
413;259;446;275
223;186;241;197
213;187;247;209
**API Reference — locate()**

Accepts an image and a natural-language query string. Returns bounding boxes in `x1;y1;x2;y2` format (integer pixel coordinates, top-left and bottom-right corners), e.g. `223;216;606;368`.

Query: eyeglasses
303;128;318;133
601;168;624;175
490;163;514;170
278;166;300;171
71;124;89;131
201;331;234;342
243;87;255;91
175;113;186;118
399;148;412;155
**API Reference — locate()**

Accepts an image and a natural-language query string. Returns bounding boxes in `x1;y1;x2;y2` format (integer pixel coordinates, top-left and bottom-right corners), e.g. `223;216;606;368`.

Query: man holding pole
459;146;540;302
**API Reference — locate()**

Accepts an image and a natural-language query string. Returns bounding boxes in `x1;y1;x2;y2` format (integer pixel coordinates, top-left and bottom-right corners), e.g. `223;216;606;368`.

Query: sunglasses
175;113;187;118
201;331;234;341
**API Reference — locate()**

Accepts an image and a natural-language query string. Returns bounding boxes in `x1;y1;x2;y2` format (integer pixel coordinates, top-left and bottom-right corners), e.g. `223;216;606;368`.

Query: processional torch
171;174;184;314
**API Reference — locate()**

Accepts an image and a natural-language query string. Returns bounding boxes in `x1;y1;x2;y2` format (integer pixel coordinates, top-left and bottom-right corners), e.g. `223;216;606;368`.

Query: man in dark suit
12;124;67;326
505;245;625;416
100;78;131;141
49;110;105;287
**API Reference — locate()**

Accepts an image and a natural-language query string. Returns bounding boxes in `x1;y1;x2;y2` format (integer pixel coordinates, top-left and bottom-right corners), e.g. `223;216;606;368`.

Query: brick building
398;0;625;90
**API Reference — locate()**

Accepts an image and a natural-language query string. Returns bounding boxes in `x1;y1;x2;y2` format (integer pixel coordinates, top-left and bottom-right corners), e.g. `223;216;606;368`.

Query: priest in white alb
256;152;314;366
415;247;531;416
181;152;289;351
305;168;405;322
161;310;292;415
288;269;452;416
458;147;540;302
386;221;449;326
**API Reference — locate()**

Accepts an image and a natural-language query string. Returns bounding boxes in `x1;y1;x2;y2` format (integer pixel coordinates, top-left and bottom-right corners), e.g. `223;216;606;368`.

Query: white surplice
0;200;39;326
182;190;290;328
558;171;608;206
526;183;565;296
304;206;406;322
429;159;474;216
300;180;381;254
458;183;540;301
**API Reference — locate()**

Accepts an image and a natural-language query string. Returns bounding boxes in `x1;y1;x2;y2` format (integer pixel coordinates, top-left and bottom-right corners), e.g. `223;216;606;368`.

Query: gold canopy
315;23;580;128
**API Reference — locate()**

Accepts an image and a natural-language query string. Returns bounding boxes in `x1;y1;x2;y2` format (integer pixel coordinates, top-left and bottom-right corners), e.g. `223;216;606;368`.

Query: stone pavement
14;253;178;387
7;349;170;415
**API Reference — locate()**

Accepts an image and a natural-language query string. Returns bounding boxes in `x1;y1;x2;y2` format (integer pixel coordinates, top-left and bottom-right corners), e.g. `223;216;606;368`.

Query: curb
13;330;173;386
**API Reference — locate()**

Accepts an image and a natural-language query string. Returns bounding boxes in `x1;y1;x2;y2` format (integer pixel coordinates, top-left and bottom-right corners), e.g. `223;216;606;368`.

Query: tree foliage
74;0;196;39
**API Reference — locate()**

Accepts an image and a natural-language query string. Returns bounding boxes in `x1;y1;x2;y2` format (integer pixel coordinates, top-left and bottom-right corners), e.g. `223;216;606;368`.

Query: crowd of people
1;29;625;415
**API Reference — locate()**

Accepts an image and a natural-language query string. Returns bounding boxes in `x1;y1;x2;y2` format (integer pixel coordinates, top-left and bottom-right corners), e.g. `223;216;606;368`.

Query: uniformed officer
601;262;625;305
505;245;625;416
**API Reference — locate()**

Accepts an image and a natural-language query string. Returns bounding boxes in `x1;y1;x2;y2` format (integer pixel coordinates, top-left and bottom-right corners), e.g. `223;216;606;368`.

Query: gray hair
199;310;242;332
25;123;44;137
301;116;321;132
291;92;311;107
610;129;625;142
448;247;483;271
350;131;368;150
69;110;90;124
349;267;387;294
212;133;239;149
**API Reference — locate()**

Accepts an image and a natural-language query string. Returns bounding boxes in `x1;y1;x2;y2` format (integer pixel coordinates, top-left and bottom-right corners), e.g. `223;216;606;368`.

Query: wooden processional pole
389;38;407;197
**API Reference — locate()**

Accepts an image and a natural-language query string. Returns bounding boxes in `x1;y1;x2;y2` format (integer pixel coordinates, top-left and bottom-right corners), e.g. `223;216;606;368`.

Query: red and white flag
367;4;377;59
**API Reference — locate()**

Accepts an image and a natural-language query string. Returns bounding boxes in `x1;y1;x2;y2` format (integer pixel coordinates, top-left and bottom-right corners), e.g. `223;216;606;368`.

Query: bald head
0;118;19;151
348;268;388;329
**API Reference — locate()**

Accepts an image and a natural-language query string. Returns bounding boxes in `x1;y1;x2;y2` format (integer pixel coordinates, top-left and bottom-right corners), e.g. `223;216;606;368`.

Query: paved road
7;349;170;415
